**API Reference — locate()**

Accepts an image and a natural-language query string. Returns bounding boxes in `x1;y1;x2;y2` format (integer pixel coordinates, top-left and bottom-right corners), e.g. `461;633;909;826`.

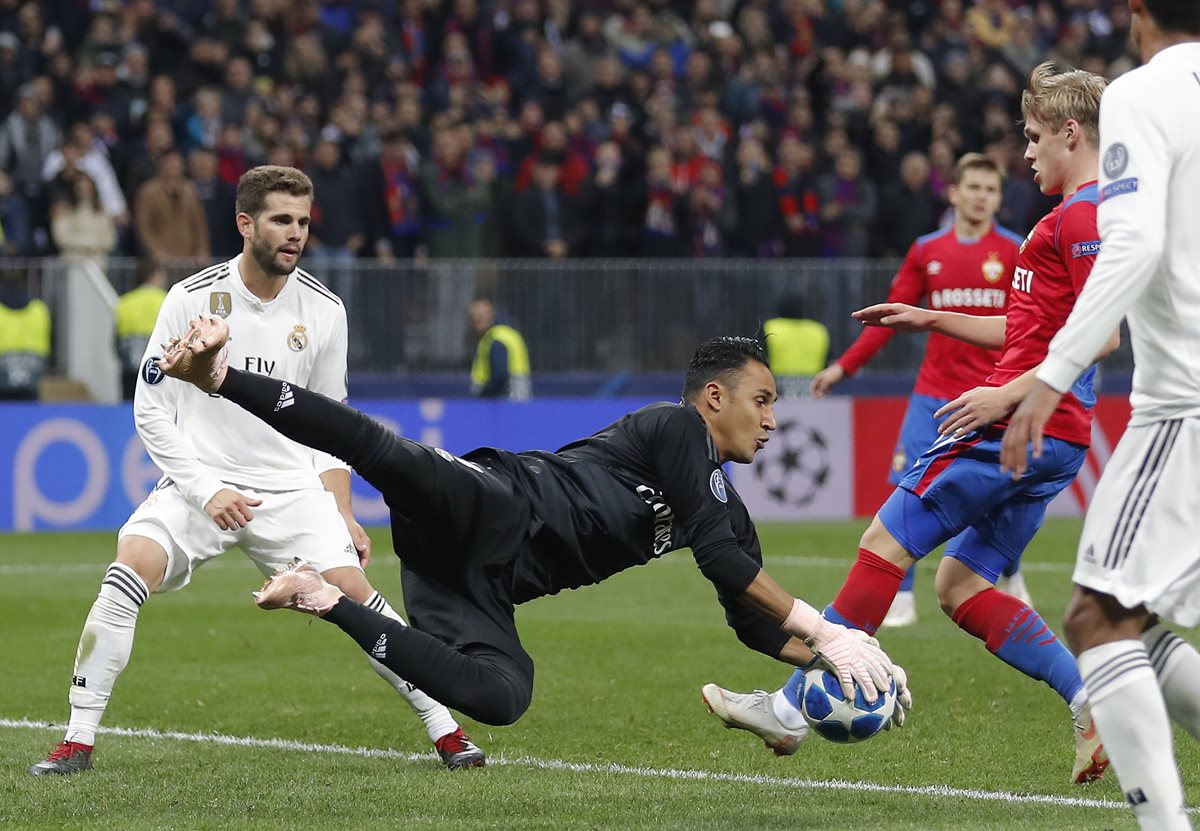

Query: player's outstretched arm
738;568;894;702
854;303;1006;349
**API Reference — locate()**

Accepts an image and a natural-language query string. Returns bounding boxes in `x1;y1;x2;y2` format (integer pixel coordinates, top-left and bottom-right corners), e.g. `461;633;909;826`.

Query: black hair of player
682;336;770;401
1143;0;1200;34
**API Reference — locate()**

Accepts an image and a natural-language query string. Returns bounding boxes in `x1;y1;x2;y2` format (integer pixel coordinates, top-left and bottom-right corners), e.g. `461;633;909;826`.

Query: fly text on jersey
245;356;277;375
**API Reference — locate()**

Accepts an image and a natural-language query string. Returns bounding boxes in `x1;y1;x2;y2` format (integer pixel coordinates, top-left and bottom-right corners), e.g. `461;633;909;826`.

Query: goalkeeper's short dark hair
1143;0;1200;34
682;336;770;401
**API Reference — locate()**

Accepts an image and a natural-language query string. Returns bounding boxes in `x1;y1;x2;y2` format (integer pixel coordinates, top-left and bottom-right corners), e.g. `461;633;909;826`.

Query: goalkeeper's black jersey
467;403;784;653
216;369;787;658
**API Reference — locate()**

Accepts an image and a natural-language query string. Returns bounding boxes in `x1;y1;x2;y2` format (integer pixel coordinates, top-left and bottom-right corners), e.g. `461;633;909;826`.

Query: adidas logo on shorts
371;633;387;661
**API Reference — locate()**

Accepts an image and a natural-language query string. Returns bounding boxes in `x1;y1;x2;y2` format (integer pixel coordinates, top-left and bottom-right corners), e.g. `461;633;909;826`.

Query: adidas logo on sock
71;675;87;688
371;633;387;660
274;383;294;412
1126;788;1148;806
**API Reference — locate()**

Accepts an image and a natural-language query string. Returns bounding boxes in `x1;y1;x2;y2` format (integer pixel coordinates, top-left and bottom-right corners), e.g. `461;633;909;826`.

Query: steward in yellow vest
762;295;829;396
469;297;530;400
114;261;168;400
0;283;51;401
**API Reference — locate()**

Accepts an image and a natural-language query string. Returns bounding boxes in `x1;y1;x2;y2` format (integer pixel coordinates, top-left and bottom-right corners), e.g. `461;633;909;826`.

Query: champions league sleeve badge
141;356;164;385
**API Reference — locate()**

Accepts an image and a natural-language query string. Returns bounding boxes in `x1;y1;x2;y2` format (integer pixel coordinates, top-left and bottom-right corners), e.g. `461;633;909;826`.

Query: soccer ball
800;667;896;744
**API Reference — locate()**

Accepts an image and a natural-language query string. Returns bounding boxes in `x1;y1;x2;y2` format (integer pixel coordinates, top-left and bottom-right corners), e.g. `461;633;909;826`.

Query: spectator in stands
117;110;168;196
363;129;424;262
0;84;59;244
50;172;116;269
685;159;732;258
967;0;1018;50
188;148;240;258
0;169;32;255
133;149;209;262
585;140;637;257
468;295;531;401
0;268;50;401
185;87;223;152
113;259;167;401
817;148;877;258
418;126;492;258
771;136;817;258
561;9;611;102
638;145;684;257
511;153;585;258
307;137;366;356
514;120;589;196
42;121;128;233
724;134;782;258
876;152;939;257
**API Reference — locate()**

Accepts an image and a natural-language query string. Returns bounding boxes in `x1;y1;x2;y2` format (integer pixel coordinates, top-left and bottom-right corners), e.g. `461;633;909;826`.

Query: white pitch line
0;560;253;577
0;556;1073;577
1;717;1131;813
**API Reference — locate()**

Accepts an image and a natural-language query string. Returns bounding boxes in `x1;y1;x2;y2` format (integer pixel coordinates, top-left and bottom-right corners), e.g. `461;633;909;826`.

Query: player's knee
859;516;909;565
470;678;532;726
115;535;169;592
322;566;371;600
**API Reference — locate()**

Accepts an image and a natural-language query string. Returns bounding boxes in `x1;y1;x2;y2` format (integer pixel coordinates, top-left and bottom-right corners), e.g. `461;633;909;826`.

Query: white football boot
701;683;808;756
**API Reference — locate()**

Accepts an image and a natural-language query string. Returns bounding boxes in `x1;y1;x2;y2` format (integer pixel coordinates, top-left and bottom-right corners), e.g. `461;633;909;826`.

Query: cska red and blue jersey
990;182;1102;446
838;224;1022;398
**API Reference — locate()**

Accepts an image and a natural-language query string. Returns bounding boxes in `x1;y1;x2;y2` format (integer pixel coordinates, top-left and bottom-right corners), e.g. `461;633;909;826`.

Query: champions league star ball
800;667;896;744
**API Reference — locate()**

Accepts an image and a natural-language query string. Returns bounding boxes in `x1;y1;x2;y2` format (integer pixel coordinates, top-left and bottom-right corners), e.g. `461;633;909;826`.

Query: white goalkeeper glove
883;662;913;730
781;598;894;702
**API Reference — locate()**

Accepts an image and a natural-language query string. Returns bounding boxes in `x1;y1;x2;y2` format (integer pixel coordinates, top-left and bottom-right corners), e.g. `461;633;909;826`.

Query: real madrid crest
287;324;309;352
982;251;1004;283
209;292;232;318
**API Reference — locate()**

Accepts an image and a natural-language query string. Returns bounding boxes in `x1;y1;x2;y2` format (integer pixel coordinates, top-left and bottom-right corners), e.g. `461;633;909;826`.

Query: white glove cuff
781;598;824;639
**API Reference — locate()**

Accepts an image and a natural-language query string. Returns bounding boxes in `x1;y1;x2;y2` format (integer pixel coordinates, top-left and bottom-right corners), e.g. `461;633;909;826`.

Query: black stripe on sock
1084;652;1154;698
104;566;148;605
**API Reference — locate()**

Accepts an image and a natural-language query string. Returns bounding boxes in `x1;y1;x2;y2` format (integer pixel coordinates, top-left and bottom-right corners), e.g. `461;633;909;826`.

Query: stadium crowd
0;0;1134;264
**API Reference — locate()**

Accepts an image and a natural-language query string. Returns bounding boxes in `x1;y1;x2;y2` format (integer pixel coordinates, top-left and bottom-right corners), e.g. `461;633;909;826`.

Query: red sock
952;588;1044;651
828;548;907;635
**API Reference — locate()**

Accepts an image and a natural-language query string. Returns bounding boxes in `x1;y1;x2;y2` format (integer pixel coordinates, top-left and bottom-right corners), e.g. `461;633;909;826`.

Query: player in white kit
1001;2;1200;828
29;166;485;776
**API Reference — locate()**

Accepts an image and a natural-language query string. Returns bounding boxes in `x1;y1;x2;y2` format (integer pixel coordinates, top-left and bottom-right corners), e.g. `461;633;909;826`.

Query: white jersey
1038;43;1200;425
134;254;350;508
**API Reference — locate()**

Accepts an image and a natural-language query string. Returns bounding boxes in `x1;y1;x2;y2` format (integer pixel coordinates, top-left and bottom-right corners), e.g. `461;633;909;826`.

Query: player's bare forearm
779;636;817;667
928;311;1006;349
737;568;803;627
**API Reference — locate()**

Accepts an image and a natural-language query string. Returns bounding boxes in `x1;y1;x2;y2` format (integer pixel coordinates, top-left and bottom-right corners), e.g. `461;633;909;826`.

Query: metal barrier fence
6;256;1134;379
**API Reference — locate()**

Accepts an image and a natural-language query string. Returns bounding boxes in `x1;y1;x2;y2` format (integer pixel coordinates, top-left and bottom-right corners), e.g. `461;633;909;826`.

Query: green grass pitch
1;520;1196;830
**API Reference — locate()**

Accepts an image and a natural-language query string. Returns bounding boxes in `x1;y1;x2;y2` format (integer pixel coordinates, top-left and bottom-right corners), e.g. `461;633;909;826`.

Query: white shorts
1074;418;1200;627
119;481;359;593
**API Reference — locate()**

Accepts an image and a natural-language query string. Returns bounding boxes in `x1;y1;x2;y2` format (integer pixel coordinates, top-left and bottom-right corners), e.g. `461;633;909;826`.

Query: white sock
363;591;459;742
771;690;806;730
1068;688;1087;721
1079;641;1191;831
1143;622;1200;742
65;563;149;746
